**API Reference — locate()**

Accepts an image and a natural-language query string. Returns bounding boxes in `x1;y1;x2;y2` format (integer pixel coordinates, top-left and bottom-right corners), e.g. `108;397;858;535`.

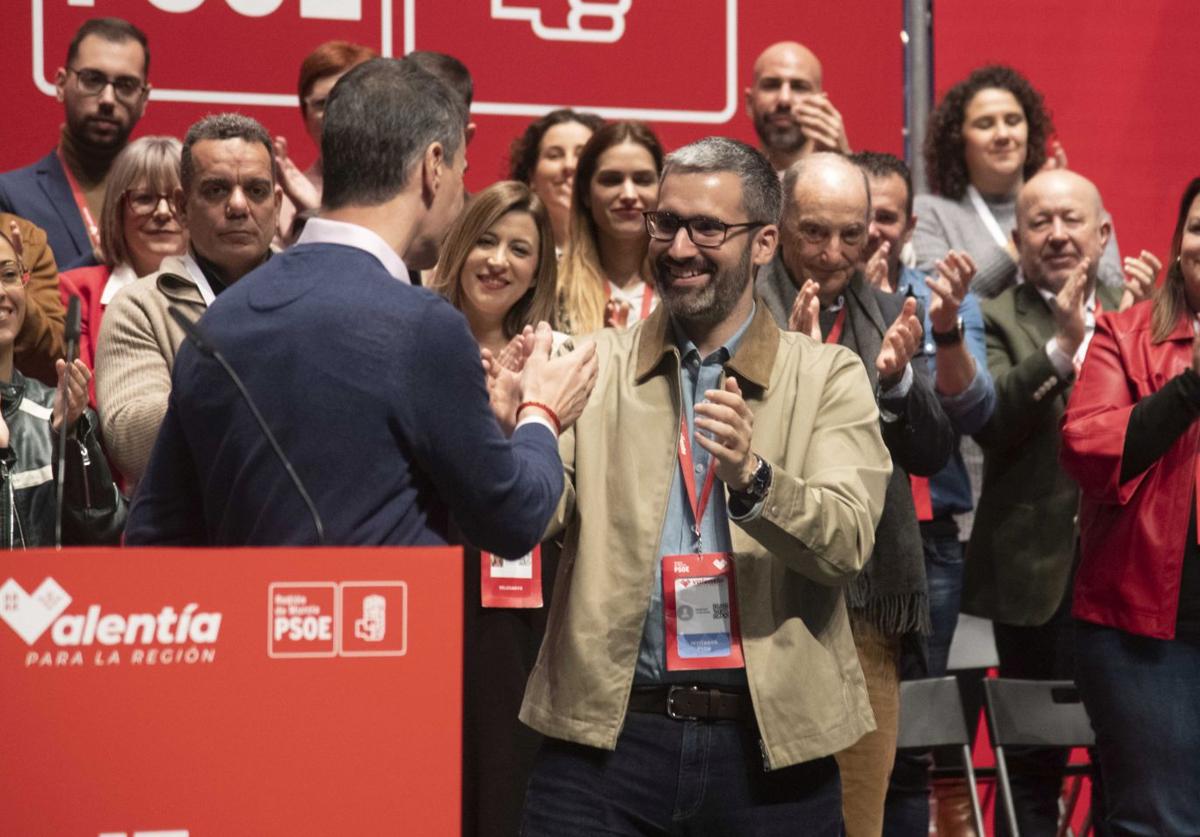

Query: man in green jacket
519;137;893;836
966;169;1121;836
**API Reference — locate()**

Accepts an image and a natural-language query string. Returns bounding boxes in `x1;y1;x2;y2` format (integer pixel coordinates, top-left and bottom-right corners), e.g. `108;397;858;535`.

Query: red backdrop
935;0;1200;267
3;0;905;190
5;2;1194;262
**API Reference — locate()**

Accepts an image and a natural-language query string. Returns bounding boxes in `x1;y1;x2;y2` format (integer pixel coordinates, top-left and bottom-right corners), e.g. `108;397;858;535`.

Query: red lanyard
606;281;655;322
678;415;718;541
56;148;101;253
824;307;847;344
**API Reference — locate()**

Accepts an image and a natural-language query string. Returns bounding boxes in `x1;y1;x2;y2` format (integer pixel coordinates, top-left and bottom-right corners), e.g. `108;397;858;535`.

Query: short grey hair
661;137;782;225
181;113;273;194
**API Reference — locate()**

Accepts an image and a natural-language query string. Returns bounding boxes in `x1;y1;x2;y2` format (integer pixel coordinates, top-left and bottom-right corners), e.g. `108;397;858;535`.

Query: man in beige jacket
519;137;892;835
95;113;280;487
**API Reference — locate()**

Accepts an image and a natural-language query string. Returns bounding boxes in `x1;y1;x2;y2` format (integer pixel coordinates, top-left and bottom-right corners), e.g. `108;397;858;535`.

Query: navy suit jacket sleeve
402;301;563;558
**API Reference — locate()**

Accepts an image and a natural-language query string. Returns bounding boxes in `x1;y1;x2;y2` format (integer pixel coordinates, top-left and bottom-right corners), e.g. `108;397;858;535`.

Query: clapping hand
787;278;822;341
925;250;977;334
1040;139;1069;172
865;242;891;291
693;377;757;491
51;358;90;435
520;322;598;432
875;297;923;389
1049;257;1091;357
797;93;850;153
1119;250;1162;311
272;136;321;212
604;298;632;329
7;220;27;275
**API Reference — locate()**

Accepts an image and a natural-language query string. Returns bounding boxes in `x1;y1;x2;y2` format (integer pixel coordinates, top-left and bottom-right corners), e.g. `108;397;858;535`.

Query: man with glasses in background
519;137;892;836
0;18;151;268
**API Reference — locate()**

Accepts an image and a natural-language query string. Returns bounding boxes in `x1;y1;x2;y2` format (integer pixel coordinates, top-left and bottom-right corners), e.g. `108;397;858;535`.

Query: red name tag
663;552;744;671
480;545;543;609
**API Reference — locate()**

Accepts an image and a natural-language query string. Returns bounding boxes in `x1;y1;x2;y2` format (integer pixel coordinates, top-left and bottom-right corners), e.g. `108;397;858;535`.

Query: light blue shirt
633;306;757;686
896;265;996;516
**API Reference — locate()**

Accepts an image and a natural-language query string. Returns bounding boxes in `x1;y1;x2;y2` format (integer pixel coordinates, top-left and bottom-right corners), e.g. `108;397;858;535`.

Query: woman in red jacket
1060;177;1200;834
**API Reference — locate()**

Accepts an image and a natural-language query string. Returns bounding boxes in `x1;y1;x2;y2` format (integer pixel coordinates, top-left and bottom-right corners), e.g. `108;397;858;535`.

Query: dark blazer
758;258;955;634
0;149;91;267
965;280;1122;626
125;242;564;552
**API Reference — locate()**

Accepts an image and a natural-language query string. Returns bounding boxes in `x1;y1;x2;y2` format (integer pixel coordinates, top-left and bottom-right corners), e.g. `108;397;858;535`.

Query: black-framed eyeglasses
124;189;175;217
643;210;766;249
68;67;146;103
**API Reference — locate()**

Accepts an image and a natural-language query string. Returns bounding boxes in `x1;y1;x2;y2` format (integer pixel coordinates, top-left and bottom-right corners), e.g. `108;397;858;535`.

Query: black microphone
55;295;82;549
168;307;326;545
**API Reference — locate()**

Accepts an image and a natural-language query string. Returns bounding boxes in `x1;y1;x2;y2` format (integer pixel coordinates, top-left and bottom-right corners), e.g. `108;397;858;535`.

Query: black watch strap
731;455;772;504
931;316;964;346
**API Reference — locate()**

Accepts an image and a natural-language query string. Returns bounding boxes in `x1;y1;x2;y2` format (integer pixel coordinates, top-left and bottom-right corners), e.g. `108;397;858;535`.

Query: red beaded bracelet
516;401;562;435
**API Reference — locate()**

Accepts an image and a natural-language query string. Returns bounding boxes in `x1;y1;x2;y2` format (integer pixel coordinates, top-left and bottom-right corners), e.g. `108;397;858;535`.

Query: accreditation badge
480;545;543;608
662;552;745;671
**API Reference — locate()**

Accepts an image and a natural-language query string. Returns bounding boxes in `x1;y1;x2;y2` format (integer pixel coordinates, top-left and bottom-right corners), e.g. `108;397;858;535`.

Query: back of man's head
180;113;274;195
67;17;150;76
321;58;467;211
662;136;782;226
405;51;473;110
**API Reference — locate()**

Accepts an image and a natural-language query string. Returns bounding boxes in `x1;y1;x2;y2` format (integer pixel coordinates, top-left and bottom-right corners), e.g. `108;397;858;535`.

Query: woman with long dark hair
1060;177;1200;834
508;108;604;252
557;121;664;334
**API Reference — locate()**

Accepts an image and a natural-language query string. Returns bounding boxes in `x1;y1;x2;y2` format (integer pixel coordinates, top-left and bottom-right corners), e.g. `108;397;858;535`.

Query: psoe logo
1;577;222;669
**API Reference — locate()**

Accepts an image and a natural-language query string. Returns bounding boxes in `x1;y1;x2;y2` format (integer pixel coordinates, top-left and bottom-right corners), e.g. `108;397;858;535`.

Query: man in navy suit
0;18;150;267
126;58;598;551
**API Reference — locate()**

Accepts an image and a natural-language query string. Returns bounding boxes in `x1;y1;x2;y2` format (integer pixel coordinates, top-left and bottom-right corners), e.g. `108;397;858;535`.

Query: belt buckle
666;685;704;721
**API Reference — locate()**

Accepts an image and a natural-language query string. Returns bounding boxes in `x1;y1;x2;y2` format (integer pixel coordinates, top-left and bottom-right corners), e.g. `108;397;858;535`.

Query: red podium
0;547;463;836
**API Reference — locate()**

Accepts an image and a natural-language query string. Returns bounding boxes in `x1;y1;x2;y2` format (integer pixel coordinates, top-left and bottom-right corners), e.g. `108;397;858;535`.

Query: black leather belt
627;685;753;722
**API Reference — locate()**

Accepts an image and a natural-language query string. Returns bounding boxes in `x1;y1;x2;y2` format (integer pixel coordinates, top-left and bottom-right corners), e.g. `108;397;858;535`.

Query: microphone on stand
54;295;81;549
168;307;326;545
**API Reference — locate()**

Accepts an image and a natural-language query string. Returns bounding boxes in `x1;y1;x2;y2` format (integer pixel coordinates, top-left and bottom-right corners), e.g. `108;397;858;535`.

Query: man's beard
653;243;752;330
753;111;808;155
69;112;131;154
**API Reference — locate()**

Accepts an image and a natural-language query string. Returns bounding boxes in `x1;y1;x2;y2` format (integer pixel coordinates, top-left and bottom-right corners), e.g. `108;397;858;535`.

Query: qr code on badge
713;603;730;620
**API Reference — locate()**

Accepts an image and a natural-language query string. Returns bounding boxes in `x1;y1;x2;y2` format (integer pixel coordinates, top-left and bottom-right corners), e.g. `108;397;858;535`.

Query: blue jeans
520;710;843;836
1075;620;1200;836
883;533;965;837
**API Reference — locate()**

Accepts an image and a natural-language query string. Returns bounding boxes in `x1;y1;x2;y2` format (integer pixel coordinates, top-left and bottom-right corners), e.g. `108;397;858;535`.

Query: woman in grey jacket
913;64;1125;300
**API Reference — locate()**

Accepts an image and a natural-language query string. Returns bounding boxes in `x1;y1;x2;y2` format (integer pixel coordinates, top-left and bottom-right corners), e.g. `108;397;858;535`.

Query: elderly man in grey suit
757;152;954;837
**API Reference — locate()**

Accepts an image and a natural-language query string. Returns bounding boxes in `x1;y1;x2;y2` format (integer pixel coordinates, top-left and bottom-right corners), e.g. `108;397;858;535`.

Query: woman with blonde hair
431;180;559;356
557;120;664;334
59;135;185;389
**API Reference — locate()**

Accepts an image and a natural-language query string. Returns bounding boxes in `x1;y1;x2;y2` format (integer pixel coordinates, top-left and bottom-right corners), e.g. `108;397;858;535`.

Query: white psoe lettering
273;615;333;642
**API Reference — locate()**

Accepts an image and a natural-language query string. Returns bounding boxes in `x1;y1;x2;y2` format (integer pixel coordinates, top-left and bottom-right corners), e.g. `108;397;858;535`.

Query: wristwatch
931;316;965;347
731;455;772;505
